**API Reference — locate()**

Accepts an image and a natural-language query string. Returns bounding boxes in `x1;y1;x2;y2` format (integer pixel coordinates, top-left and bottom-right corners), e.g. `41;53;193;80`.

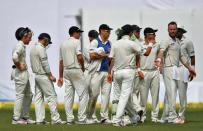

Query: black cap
69;26;84;35
38;33;52;44
121;24;133;35
132;25;142;32
144;27;158;36
178;28;187;34
15;27;32;40
99;24;113;31
88;30;99;39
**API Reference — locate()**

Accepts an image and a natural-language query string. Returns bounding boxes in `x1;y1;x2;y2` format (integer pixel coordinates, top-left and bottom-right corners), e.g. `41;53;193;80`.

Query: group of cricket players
11;21;196;126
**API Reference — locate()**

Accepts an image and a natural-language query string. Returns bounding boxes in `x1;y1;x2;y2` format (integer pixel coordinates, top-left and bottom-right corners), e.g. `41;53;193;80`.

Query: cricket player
176;26;195;123
88;24;112;124
112;26;154;124
84;30;101;123
12;27;35;124
108;24;142;126
157;21;196;124
57;26;89;124
30;33;65;124
138;27;160;123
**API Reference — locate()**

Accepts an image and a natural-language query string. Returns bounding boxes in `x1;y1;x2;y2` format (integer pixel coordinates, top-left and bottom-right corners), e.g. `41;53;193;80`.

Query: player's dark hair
168;21;177;27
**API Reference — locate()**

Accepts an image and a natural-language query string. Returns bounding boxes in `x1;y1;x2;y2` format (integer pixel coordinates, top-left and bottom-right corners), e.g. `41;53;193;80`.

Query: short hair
88;30;98;39
168;21;177;27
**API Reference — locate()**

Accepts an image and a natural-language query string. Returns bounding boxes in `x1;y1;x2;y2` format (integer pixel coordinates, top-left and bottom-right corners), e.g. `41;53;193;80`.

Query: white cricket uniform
30;43;61;123
177;36;195;120
160;37;188;122
83;44;98;120
88;37;111;121
12;41;33;120
110;35;142;124
139;42;160;121
59;37;88;122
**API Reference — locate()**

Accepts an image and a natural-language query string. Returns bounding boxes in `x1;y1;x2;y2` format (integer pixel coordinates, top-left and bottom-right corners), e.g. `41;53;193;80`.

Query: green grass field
0;106;203;131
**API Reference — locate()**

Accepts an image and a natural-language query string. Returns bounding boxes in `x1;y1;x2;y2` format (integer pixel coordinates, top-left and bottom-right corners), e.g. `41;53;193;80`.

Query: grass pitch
0;105;203;131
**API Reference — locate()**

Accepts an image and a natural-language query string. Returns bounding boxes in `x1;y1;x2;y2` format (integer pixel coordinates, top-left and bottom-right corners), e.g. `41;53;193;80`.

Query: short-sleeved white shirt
109;35;142;71
59;37;82;69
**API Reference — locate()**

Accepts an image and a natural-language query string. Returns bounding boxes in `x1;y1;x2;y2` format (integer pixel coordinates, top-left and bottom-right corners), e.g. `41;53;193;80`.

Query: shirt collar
38;42;45;48
19;41;26;48
169;36;178;43
69;36;77;40
98;35;108;44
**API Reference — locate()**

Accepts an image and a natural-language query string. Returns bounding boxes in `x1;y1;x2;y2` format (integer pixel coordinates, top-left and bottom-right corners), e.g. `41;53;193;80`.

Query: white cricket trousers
139;70;160;121
84;71;98;119
34;74;61;123
177;66;188;120
161;66;178;122
13;69;33;120
113;69;138;123
132;74;143;112
88;71;111;120
64;69;89;122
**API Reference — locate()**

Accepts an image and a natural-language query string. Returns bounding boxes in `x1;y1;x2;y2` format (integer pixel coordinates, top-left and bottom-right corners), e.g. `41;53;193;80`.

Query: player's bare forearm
59;60;64;78
136;55;141;68
90;52;108;60
108;58;114;75
77;54;85;72
191;56;195;66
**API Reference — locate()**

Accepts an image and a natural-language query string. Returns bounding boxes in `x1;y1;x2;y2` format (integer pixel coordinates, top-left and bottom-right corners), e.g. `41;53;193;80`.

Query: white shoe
123;117;131;126
51;120;66;125
12;119;27;125
112;121;124;127
152;118;159;123
170;118;183;124
159;119;168;124
86;119;96;124
23;118;36;124
130;115;140;124
66;121;74;125
75;119;90;125
93;118;100;123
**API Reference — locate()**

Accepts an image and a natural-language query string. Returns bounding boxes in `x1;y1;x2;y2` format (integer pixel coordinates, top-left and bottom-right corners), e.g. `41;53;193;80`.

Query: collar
38;42;45;48
169;36;178;43
19;40;26;47
69;36;77;40
98;35;108;44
